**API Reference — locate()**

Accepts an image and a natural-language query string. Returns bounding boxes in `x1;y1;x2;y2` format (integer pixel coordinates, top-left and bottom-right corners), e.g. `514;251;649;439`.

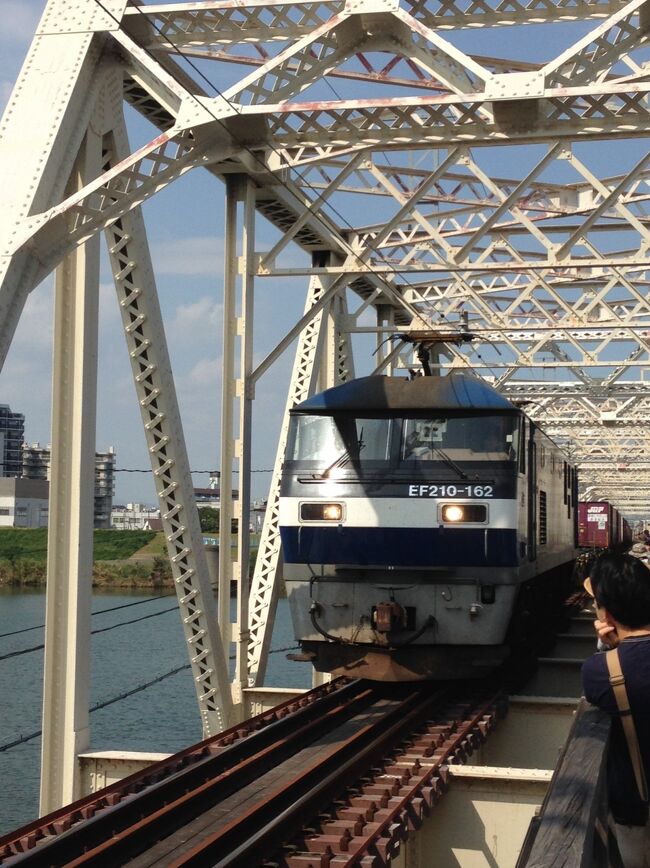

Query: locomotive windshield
287;413;518;473
401;416;517;462
289;416;390;464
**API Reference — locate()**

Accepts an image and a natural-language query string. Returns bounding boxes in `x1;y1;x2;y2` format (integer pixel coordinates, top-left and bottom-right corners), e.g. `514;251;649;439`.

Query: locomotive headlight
442;504;465;522
300;502;344;522
440;503;487;523
323;503;343;521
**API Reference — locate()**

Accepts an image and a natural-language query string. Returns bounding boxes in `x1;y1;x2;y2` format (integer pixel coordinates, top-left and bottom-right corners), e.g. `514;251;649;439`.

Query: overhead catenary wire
113;468;273;473
0;645;300;754
0;4;442;762
89;0;496;376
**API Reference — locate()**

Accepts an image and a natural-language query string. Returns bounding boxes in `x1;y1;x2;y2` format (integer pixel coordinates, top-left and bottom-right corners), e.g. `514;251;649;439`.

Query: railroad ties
0;679;505;867
0;605;612;866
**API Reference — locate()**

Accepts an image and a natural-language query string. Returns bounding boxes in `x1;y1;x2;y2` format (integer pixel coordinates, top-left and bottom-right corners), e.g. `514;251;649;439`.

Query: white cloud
184;357;220;389
0;2;43;41
0;13;311;505
152;236;224;277
169;296;223;344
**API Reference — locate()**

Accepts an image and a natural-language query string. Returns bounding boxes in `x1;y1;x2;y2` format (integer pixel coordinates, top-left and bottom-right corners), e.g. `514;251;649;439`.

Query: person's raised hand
595;618;619;648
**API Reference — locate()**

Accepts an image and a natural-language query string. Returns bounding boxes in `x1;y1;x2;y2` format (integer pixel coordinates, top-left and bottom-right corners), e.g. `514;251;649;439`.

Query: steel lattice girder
3;0;650;715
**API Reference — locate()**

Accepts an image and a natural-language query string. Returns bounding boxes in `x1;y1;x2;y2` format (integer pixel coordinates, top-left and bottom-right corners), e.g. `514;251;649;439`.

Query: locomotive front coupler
372;600;407;633
371;587;416;633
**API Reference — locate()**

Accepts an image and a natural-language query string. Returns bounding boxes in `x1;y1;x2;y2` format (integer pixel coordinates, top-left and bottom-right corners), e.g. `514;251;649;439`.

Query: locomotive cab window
287;414;392;473
401;415;519;462
286;411;521;477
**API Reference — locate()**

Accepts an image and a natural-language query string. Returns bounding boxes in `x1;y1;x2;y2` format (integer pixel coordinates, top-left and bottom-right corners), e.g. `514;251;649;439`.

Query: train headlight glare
300;502;343;521
442;505;464;522
440;504;487;523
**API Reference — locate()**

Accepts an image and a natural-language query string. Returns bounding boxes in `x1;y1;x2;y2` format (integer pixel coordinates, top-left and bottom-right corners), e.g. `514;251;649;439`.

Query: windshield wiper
318;429;365;479
432;446;470;481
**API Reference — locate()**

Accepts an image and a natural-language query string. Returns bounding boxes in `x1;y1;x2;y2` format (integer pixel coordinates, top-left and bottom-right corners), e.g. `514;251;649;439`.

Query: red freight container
578;501;613;548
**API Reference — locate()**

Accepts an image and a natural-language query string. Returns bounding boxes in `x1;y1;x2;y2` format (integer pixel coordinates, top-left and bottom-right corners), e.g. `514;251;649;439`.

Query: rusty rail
265;692;505;868
0;680;506;867
0;678;357;865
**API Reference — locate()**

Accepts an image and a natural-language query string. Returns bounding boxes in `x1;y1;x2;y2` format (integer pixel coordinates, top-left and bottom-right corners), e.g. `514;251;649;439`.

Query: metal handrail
517;699;623;868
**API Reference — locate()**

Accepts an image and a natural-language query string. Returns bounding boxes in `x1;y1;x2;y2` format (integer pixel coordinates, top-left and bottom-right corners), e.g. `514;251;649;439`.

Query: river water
0;588;311;835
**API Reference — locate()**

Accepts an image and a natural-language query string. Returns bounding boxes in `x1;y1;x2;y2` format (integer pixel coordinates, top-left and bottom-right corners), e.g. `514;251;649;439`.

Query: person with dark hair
582;553;650;867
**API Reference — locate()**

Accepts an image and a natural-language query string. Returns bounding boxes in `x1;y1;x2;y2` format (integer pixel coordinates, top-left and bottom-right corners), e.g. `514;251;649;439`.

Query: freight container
578;501;615;548
578;501;631;549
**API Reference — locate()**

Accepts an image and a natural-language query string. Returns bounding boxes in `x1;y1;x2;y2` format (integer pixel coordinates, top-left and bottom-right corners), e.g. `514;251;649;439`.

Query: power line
0;606;178;663
90;663;190;714
129;3;500;380
0;645;300;754
0;594;174;640
0;664;189;753
90;0;477;360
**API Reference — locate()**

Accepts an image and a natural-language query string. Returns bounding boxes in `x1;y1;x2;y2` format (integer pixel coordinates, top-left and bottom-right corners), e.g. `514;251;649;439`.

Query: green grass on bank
93;530;156;560
0;528;49;560
0;528;156;563
130;532;167;558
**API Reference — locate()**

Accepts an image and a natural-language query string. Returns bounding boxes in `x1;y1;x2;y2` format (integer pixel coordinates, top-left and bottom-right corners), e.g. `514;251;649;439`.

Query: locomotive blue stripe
280;526;519;568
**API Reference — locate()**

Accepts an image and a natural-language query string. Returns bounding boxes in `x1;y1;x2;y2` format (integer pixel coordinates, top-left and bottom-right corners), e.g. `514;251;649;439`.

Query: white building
22;443;116;528
111;502;160;530
0;478;49;528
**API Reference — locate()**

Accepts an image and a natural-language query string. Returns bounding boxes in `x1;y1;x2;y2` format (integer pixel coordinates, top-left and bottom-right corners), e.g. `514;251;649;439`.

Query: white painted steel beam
219;174;257;713
40;130;101;814
104;118;233;737
247;261;340;685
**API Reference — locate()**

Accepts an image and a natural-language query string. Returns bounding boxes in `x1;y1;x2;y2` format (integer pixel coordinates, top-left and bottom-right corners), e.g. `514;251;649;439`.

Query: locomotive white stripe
279;496;518;529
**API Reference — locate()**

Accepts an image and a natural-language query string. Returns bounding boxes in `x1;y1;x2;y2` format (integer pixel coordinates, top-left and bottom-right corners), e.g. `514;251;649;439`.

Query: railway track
0;679;506;867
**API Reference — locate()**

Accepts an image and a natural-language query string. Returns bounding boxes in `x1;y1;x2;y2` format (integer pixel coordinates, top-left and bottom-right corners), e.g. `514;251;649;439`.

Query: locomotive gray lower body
280;495;573;680
286;568;519;680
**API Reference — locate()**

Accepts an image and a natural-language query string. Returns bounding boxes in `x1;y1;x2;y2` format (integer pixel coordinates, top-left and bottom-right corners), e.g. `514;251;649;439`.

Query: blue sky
0;0;313;505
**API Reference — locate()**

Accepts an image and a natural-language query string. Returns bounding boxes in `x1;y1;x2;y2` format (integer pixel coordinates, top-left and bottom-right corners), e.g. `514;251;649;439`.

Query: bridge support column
220;174;257;715
40;128;101;814
103;117;233;738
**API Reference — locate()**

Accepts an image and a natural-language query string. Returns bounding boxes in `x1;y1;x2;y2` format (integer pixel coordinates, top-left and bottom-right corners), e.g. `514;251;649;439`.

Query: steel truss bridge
2;0;650;815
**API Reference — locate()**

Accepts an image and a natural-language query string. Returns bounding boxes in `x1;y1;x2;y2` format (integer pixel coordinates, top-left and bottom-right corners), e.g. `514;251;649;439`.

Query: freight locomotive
279;371;578;680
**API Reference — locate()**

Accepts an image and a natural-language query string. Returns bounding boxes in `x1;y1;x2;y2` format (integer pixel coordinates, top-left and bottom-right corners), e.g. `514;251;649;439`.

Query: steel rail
0;678;359;865
1;681;509;868
171;686;496;868
174;684;449;867
60;684;379;867
335;693;503;868
0;681;505;868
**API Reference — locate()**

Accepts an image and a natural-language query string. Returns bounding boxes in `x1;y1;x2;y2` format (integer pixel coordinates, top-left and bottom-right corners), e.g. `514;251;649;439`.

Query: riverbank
0;528;172;589
0;555;179;591
0;529;259;589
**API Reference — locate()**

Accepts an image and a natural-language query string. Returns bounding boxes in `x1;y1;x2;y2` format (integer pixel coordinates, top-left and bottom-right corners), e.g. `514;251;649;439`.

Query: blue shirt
582;635;650;825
